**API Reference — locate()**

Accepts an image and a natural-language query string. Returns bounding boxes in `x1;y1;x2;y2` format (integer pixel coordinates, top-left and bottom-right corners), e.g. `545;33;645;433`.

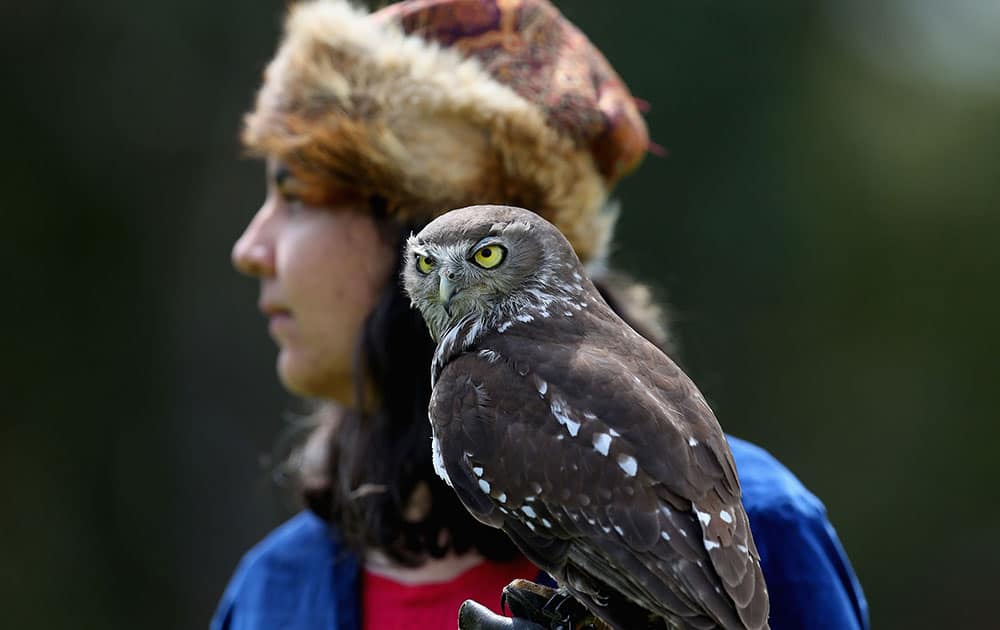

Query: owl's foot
500;580;611;630
500;579;555;620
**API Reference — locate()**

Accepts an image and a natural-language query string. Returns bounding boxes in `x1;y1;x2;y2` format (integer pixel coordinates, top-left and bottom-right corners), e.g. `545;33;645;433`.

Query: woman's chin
276;348;352;402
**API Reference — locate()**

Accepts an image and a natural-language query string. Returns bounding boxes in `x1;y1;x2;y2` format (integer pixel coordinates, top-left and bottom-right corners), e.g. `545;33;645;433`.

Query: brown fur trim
243;0;615;262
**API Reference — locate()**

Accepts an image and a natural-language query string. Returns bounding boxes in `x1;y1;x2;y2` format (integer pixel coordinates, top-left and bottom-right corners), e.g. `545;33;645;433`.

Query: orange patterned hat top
374;0;649;184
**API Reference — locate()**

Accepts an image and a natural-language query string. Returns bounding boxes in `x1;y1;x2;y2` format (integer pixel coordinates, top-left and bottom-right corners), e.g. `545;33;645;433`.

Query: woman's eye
275;170;308;207
473;244;506;269
416;255;435;274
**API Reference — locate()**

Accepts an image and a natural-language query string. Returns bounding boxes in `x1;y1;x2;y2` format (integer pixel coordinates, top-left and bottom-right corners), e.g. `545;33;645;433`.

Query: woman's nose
232;204;276;277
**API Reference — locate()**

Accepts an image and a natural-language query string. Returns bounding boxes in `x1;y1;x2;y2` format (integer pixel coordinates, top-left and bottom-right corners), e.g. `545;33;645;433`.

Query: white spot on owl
478;349;500;363
526;521;536;532
515;313;534;323
522;505;537;518
601;526;611;534
541;518;553;528
499;507;509;514
613;525;624;536
472;466;484;477
719;510;733;524
616;453;638;477
478;479;491;494
440;322;461;347
463;320;482;347
435;319;468;367
608;427;620;437
704;539;720;552
592;432;612;456
497;493;507;503
660;531;671;541
431;434;452;487
538;309;550;318
497;321;513;333
529;482;542;494
688;436;698;447
550;397;581;437
737;544;749;554
536;379;548;396
695;509;711;526
525;288;552;305
564;311;574;317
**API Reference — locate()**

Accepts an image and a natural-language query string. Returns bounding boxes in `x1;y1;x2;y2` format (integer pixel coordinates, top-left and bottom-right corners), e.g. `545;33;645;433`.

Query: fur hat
243;0;649;263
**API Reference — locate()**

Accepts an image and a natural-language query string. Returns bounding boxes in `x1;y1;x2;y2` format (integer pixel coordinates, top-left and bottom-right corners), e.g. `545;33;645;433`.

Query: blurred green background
2;0;997;627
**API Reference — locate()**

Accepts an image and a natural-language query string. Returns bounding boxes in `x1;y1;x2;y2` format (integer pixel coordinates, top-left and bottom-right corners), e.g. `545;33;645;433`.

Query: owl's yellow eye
472;244;506;269
416;254;435;274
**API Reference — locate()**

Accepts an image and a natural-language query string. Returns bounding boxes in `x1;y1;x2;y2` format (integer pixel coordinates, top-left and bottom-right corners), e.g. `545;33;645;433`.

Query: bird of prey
403;205;770;629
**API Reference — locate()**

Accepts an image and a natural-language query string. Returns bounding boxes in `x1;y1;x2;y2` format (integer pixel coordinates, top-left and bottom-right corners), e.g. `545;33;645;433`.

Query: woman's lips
267;311;292;338
261;303;293;336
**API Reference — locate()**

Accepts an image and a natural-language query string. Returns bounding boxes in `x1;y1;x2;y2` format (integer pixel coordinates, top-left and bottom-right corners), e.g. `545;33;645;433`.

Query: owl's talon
502;579;557;620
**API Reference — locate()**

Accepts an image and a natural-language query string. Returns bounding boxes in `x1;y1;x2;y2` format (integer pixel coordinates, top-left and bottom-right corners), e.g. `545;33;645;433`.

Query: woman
214;1;868;629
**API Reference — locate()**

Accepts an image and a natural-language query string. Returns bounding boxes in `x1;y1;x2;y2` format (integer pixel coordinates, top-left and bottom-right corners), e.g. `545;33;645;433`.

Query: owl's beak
438;275;456;315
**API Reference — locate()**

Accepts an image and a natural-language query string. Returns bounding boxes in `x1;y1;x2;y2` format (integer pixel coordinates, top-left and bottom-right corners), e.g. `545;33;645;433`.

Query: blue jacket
212;437;869;629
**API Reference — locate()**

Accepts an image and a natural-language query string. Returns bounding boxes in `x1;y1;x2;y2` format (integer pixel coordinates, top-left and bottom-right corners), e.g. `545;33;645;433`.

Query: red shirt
362;556;539;630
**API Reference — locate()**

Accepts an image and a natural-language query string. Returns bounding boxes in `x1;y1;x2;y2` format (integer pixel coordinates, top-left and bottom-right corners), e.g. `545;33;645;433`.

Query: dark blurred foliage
1;1;996;628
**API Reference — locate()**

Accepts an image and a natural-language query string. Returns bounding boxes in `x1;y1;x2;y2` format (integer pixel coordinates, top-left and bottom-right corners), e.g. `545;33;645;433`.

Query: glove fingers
458;599;548;630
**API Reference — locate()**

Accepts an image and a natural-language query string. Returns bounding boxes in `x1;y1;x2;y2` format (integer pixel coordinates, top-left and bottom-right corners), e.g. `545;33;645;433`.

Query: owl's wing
522;321;767;630
430;348;765;629
531;335;768;630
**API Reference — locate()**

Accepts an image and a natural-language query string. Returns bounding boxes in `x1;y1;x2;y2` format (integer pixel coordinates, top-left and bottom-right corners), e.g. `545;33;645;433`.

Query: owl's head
403;205;582;342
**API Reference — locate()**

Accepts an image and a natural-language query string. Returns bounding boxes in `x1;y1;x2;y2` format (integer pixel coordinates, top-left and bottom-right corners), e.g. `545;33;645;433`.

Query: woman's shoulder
726;435;825;517
726;435;870;630
211;511;359;630
237;510;337;566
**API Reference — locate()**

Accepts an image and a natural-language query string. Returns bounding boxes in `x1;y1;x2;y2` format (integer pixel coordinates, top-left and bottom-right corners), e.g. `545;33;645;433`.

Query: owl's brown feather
430;313;768;628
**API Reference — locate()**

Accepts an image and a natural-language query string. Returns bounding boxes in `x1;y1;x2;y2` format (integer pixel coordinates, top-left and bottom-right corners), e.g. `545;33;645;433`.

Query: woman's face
232;159;395;402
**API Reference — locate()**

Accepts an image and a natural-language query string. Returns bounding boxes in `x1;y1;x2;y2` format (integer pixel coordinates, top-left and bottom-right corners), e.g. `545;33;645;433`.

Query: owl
403;205;769;630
